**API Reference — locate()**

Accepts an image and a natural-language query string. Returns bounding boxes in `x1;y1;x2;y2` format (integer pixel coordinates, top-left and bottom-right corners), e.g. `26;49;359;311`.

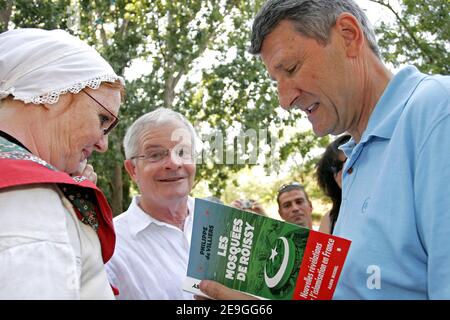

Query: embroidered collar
0;130;31;152
0;135;98;231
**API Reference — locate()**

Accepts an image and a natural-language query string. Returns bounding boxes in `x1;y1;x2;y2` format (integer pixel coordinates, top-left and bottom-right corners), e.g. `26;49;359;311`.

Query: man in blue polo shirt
198;0;449;300
333;65;449;299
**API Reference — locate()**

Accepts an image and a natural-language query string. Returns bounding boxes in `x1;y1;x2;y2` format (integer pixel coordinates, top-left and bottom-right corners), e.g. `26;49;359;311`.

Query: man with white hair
106;108;197;299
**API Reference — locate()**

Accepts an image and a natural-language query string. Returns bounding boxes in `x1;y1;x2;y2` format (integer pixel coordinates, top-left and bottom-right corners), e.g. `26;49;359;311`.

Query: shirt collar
339;139;356;159
127;195;194;237
359;65;428;144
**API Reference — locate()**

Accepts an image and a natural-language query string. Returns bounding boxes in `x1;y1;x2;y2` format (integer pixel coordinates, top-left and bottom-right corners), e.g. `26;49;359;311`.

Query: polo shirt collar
359;65;427;144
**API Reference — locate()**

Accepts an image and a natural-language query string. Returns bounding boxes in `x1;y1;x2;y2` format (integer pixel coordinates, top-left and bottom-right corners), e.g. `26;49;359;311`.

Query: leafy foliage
2;0;447;216
372;0;449;74
1;0;292;213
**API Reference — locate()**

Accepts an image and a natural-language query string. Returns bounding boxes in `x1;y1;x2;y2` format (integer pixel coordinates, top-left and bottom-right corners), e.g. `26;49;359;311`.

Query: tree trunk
111;162;123;216
164;74;176;109
0;0;12;32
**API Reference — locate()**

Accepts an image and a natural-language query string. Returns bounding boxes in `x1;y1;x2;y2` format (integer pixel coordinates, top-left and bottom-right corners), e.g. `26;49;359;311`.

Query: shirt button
347;167;353;174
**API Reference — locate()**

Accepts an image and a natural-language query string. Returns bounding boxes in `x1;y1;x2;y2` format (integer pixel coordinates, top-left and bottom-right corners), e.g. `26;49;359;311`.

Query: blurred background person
316;134;351;234
276;182;312;229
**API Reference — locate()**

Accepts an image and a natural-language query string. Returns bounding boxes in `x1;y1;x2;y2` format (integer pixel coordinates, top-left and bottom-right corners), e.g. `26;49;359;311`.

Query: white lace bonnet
0;28;124;104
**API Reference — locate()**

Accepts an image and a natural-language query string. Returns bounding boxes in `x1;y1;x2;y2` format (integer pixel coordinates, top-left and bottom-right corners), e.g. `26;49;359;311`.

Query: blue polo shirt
333;66;450;299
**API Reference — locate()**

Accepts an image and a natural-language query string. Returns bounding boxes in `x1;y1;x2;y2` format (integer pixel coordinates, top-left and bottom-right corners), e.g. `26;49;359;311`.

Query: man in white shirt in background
106;107;197;299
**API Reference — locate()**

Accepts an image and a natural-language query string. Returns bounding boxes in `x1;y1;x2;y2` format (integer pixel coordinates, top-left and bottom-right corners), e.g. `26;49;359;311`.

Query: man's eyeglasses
82;89;119;135
278;182;304;193
131;145;194;163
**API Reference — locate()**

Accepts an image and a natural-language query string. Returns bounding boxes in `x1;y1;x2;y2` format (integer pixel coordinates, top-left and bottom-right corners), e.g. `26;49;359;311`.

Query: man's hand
196;280;258;300
250;201;267;216
230;199;266;216
230;199;245;210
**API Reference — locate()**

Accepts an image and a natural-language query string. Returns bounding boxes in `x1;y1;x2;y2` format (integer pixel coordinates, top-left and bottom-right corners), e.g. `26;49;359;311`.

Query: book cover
184;198;351;300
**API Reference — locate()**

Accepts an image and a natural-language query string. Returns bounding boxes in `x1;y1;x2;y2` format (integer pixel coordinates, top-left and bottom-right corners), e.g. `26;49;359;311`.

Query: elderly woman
0;29;124;299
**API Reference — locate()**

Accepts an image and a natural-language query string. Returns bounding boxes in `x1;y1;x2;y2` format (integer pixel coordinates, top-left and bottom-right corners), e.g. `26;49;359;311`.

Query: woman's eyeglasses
82;89;119;135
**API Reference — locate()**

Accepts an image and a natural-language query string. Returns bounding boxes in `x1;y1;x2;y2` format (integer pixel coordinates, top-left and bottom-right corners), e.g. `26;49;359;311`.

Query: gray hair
123;107;197;160
250;0;380;59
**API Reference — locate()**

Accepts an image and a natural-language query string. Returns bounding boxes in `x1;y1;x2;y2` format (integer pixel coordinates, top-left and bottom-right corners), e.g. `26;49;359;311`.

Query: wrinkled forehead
138;120;193;150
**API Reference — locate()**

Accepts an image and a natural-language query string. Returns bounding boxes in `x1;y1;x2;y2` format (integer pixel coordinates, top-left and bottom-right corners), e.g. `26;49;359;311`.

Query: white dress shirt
0;184;114;299
105;196;195;300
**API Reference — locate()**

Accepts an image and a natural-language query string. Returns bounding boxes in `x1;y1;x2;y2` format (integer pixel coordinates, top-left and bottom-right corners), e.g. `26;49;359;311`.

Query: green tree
0;0;71;32
0;0;344;214
371;0;449;74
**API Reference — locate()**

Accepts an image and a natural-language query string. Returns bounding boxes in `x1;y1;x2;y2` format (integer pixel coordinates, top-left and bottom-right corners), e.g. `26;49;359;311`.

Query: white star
269;247;278;262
